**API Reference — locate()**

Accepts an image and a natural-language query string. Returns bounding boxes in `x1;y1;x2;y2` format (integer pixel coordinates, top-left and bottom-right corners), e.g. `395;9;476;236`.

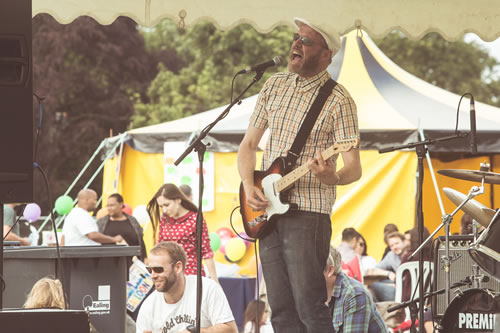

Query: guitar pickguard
262;173;290;219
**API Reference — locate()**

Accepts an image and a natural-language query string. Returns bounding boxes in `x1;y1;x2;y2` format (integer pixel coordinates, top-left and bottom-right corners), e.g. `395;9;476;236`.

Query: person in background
367;232;407;302
325;246;388;332
354;233;377;275
381;223;399;260
147;183;218;282
403;230;411;251
460;213;485;235
337;227;360;263
243;300;273;333
136;241;237;333
97;193;147;261
179;184;194;201
3;204;30;245
61;189;123;246
23;277;65;309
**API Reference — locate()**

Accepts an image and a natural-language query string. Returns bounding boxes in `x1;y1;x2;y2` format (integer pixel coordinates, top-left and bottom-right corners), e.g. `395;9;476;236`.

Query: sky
464;33;500;61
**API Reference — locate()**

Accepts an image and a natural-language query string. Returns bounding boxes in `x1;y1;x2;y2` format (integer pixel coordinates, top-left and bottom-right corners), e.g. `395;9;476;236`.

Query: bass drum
469;213;500;281
440;289;500;332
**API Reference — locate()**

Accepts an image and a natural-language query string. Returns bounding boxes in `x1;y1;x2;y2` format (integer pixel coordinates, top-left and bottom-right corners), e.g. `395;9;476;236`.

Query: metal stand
174;71;265;333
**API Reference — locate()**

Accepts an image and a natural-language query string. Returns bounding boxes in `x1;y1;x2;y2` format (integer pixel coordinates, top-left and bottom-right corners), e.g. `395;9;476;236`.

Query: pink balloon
122;203;132;215
23;203;42;222
219;236;231;254
216;227;234;240
238;231;252;246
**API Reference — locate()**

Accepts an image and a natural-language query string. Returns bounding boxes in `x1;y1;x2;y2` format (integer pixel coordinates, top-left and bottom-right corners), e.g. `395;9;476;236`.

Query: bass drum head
440;289;500;332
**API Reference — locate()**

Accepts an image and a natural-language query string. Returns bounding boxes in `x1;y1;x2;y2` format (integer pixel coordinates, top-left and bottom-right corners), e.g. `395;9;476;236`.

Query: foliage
130;20;293;128
32;15;156;208
374;32;500;107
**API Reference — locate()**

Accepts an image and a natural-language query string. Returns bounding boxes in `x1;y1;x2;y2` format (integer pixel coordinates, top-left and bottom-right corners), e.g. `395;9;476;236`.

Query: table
219;277;256;330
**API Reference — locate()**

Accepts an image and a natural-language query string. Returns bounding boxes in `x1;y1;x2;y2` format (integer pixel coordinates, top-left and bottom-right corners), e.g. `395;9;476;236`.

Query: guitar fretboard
275;139;358;192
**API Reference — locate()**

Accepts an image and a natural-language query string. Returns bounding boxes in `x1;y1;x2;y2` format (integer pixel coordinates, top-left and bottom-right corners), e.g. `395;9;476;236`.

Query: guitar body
240;157;290;239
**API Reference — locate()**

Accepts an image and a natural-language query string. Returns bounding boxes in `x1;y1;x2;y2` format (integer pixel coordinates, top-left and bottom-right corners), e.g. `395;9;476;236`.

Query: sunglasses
146;262;175;274
293;33;314;46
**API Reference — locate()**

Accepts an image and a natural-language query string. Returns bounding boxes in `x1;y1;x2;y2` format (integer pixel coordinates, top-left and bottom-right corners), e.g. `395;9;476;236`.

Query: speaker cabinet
0;309;90;332
0;0;33;203
432;235;500;318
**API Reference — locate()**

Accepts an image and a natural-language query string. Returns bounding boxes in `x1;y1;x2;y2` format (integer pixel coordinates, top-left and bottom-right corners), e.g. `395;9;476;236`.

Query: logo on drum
458;312;494;330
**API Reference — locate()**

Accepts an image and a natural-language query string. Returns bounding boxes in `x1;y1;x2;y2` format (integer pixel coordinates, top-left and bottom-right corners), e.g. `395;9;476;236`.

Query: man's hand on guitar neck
242;182;269;211
307;151;340;185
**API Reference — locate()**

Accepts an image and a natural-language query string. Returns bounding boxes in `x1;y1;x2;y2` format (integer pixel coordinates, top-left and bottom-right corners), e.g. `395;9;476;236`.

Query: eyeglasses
146;266;165;274
293;33;314;46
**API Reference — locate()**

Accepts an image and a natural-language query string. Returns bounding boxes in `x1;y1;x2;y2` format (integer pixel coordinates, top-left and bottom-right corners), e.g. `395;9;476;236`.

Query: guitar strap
284;78;337;172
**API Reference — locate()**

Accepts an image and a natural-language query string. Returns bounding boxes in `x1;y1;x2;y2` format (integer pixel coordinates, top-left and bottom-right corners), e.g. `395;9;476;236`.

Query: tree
32;14;157;209
374;32;500;107
131;20;293;128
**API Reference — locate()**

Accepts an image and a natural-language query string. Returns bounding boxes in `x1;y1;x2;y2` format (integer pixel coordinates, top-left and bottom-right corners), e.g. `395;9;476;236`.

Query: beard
288;50;323;77
154;272;177;293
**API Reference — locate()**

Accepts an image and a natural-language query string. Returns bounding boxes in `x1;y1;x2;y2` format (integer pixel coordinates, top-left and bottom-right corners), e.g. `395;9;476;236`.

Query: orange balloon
96;207;108;219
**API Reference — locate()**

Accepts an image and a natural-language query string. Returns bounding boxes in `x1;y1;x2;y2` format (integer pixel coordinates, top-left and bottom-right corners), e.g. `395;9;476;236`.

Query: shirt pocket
333;320;344;332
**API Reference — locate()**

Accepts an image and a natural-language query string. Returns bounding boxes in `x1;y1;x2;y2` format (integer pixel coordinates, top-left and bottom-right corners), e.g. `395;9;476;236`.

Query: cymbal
438;169;500;184
442;187;496;227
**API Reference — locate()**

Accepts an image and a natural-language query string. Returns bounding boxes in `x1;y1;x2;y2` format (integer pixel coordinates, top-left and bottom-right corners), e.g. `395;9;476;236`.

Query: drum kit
434;163;500;331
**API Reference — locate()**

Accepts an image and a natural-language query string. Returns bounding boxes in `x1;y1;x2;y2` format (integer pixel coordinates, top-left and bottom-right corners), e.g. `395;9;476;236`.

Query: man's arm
179;321;238;333
341;293;371;332
87;232;123;244
237;125;268;211
308;147;361;185
204;258;219;284
3;225;30;246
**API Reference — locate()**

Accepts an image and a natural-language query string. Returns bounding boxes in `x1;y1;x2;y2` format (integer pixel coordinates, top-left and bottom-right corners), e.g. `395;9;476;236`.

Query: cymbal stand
411;181;484;307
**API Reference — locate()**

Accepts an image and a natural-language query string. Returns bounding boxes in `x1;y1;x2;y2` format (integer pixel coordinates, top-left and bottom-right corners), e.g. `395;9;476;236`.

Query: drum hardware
469;208;500;282
442;187;495;228
438;162;500;185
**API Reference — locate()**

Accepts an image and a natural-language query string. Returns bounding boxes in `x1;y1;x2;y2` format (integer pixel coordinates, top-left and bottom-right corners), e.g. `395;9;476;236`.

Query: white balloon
132;204;150;226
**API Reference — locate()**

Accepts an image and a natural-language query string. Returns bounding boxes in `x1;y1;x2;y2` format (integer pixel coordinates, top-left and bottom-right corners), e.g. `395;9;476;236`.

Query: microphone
238;56;283;74
470;96;477;154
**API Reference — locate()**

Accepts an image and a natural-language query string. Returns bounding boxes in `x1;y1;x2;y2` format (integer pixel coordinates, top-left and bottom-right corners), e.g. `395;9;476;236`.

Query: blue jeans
259;211;333;333
370;280;396;302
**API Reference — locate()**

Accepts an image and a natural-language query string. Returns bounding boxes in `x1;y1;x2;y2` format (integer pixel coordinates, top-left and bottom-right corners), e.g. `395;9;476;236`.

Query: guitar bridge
248;213;268;227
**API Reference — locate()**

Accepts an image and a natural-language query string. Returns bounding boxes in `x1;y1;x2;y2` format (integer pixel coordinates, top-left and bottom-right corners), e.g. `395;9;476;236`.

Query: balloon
224;254;236;263
209;232;221;252
23;203;41;222
238;231;253;246
216;227;234;240
55;195;73;215
122;203;132;215
96;207;108;219
132;204;150;225
225;237;247;262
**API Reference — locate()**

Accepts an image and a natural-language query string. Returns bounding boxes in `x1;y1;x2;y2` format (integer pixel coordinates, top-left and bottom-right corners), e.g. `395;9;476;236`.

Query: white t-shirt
62;207;100;246
136;275;234;333
244;320;274;333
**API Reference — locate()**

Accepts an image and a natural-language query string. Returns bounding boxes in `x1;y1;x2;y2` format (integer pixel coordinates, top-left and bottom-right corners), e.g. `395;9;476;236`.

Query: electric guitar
239;138;359;239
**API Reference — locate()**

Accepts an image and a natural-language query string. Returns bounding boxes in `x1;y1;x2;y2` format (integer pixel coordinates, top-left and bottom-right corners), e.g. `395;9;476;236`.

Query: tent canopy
105;31;500;155
33;0;500;42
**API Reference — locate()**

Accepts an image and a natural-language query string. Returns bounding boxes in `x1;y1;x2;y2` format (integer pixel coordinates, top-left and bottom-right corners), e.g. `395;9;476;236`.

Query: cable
33;93;45;163
454;93;473;134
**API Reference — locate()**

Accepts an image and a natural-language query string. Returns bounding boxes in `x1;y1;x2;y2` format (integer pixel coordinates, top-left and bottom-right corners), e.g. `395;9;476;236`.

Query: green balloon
55;195;73;215
209;232;221;252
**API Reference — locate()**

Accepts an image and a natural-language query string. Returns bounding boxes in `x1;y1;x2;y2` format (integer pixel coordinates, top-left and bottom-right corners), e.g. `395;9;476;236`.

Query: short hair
341;228;360;242
179;184;192;197
386;231;405;242
108;193;124;203
384;223;399;234
150;241;187;269
23;277;65;309
325;246;343;275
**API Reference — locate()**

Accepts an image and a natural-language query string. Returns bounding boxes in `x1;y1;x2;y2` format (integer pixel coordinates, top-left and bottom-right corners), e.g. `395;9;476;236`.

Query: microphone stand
379;132;467;333
175;70;265;333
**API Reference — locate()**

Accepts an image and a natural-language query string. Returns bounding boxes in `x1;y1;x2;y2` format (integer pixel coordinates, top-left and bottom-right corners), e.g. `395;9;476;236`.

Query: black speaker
432;235;500;318
0;309;90;332
0;0;33;203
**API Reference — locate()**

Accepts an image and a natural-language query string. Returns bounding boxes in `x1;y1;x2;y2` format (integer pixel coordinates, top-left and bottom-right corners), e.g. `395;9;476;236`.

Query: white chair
394;261;434;321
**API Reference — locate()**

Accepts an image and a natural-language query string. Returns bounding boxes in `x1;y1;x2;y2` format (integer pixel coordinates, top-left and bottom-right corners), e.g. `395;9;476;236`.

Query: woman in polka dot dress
147;183;218;282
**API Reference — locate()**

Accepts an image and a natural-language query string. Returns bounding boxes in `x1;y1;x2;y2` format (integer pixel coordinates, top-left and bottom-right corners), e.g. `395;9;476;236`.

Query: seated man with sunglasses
136;241;237;333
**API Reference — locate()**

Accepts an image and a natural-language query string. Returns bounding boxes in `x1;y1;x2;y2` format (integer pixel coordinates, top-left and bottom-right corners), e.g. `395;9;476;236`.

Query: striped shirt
250;70;359;214
329;273;388;332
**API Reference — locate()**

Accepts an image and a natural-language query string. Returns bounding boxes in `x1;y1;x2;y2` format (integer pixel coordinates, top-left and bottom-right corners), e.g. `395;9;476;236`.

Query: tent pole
419;130;445;216
37;133;127;232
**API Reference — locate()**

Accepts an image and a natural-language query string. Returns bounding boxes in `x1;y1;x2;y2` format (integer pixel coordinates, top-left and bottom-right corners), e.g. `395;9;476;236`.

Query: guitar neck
275;140;358;192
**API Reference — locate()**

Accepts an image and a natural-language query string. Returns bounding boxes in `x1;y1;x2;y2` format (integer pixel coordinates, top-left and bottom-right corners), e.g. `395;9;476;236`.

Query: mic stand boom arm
174;70;265;333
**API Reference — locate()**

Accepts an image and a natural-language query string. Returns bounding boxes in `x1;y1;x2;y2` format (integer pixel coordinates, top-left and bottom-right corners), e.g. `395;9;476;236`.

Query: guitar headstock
334;137;360;152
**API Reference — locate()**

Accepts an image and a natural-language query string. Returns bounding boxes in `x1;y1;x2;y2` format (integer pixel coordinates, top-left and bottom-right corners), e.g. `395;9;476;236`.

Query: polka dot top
158;211;214;276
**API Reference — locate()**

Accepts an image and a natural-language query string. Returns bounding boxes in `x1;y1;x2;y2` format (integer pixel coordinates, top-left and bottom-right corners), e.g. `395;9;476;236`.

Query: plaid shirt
250;70;359;214
329;273;388;332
